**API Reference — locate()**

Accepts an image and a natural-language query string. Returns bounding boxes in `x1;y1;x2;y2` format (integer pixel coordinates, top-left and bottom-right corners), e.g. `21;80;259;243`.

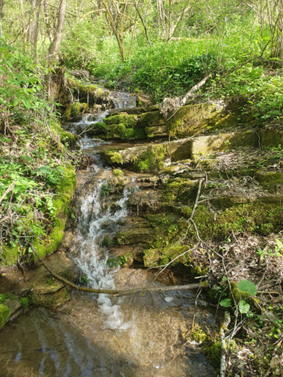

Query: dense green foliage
0;44;78;265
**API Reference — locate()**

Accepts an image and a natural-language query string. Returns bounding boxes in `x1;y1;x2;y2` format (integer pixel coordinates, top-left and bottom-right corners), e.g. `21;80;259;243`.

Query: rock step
100;102;237;140
100;129;281;172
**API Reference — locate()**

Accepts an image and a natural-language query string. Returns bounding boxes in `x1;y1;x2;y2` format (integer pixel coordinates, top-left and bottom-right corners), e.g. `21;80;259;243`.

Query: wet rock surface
3;88;283;376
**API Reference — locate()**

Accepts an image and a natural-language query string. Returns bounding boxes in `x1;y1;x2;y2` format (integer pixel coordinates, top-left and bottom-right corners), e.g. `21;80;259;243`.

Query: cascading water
73;181;135;330
110;91;137;109
0;91;217;377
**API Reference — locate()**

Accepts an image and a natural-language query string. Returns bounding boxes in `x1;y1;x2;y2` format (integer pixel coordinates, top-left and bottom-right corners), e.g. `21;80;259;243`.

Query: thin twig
0;180;16;206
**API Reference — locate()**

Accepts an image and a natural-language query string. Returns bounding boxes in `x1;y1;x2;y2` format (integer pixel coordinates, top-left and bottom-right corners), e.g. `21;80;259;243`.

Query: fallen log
31;245;206;296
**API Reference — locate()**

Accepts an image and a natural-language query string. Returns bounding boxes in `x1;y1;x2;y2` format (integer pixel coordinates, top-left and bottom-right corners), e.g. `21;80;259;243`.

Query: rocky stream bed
1;81;283;376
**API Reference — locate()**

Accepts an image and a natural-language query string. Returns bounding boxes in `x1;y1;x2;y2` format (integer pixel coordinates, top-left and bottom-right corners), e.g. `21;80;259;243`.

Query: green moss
64;106;71;120
134;145;167;171
21;297;29;309
163;179;196;203
78;84;98;93
132;128;146;139
166;103;238;138
33;164;76;259
100;183;113;197
72;102;88;116
255;171;283;193
105;114;138;128
111;152;123;164
113;169;123;177
102;237;112;247
193;202;283;240
60;130;77;146
203;339;221;367
145;126;156;137
63;102;88;121
180;206;193;218
117;123;126;137
144;244;192;267
190;324;207;343
96;122;107;132
0;304;10;329
99;113;149;141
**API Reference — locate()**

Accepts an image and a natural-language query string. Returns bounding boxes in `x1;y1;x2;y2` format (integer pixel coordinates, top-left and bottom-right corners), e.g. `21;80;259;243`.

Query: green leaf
220;298;231;308
37;166;52;175
276;239;283;251
237;280;257;296
239;300;250;314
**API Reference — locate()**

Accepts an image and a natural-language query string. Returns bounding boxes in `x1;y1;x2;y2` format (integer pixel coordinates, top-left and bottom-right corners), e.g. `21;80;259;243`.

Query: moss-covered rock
63;102;88;121
116;228;151;245
0;304;11;329
104;113;138;128
203;339;222;367
143;245;192;267
36;287;70;308
167;103;238;138
101;131;258;171
163;178;196;203
96;113;147;140
260;129;283;148
108;104;159;116
60;130;78;146
76;83;111;107
120;102;238;139
193;202;283;240
2;165;77;265
190;131;257;158
102;102;239;140
255;171;283;193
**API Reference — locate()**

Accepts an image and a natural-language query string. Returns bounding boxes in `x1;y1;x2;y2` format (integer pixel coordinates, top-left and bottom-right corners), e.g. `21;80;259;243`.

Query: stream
0;91;217;377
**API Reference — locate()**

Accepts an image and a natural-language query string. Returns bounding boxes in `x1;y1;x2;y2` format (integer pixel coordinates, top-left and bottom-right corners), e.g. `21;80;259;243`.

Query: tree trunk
101;0;126;61
20;0;27;46
28;0;36;44
48;0;67;65
132;0;151;45
157;0;166;38
0;0;4;40
30;0;43;60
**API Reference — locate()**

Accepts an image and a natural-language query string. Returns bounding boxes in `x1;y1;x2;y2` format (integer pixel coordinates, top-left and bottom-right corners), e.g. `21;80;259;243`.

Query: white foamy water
74;182;135;330
110;91;136;109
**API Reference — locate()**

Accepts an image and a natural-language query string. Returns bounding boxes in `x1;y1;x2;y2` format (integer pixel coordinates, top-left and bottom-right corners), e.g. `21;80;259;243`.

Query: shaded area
0;291;215;377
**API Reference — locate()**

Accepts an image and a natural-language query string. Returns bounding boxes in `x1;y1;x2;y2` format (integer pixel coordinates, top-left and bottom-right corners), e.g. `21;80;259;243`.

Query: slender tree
0;0;4;40
48;0;67;65
30;0;44;60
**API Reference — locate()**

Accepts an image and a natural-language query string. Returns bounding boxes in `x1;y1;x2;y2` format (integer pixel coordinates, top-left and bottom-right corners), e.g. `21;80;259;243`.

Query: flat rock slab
101;130;258;171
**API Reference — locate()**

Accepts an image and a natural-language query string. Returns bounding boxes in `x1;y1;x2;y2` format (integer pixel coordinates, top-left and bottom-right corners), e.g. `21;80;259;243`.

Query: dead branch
78;124;98;137
220;311;231;377
160;75;212;120
31;245;204;296
0;180;15;206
